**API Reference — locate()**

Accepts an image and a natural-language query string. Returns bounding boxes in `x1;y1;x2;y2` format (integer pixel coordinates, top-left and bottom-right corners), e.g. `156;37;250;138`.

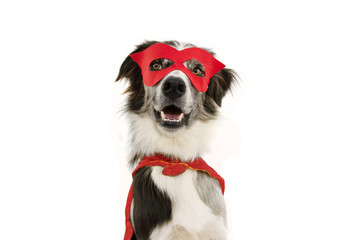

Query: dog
116;40;237;240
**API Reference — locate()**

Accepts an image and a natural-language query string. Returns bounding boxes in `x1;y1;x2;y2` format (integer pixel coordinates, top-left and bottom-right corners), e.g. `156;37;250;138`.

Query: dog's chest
150;166;222;236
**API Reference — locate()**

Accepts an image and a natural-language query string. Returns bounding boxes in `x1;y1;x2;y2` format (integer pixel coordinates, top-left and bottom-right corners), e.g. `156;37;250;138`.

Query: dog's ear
115;41;158;111
116;41;158;82
206;68;238;107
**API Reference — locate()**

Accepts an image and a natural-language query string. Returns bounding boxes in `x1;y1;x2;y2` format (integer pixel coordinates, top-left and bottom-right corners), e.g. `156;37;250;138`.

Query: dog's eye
152;63;162;70
184;60;205;77
193;67;204;77
149;59;174;71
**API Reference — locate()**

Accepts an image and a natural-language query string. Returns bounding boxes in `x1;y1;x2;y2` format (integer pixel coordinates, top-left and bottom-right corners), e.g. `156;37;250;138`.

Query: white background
1;0;359;239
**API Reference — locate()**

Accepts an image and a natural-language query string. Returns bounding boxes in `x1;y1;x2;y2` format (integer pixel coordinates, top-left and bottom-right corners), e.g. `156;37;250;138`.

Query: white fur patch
174;42;194;51
128;112;217;162
149;167;227;240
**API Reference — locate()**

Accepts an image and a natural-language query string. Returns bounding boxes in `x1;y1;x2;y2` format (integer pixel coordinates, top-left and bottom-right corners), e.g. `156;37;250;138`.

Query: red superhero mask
130;43;226;92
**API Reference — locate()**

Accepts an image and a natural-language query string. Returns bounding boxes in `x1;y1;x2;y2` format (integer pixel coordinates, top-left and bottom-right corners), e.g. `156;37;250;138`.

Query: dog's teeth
161;111;166;121
160;111;184;122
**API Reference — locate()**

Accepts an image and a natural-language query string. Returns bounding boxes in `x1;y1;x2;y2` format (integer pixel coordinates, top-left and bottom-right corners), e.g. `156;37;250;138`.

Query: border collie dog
116;40;237;240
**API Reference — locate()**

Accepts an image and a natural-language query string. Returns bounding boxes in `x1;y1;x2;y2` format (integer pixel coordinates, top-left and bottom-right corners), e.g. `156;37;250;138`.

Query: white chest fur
149;166;227;240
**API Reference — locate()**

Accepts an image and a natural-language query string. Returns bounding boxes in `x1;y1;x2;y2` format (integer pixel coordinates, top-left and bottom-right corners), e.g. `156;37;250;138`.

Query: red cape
123;155;225;240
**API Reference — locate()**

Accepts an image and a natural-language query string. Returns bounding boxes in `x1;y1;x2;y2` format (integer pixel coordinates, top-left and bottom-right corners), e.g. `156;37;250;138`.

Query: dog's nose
162;77;186;100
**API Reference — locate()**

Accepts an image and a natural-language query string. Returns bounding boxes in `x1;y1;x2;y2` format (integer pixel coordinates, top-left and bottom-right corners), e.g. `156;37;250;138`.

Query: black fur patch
206;68;238;107
132;166;172;240
115;41;157;112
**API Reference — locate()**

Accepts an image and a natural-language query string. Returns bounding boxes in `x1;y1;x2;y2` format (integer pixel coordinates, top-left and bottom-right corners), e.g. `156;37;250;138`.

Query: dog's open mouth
161;105;184;122
154;105;189;129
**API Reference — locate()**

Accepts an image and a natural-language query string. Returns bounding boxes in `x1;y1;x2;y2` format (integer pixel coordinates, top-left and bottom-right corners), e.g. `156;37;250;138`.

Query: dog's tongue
164;112;181;120
162;105;183;120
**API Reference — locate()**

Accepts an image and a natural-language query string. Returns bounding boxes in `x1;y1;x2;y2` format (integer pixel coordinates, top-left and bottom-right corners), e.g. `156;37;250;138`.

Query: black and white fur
116;40;237;240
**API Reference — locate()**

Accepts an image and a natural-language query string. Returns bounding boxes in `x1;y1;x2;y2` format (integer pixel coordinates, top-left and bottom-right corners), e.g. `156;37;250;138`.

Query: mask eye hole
184;59;205;77
149;58;174;71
